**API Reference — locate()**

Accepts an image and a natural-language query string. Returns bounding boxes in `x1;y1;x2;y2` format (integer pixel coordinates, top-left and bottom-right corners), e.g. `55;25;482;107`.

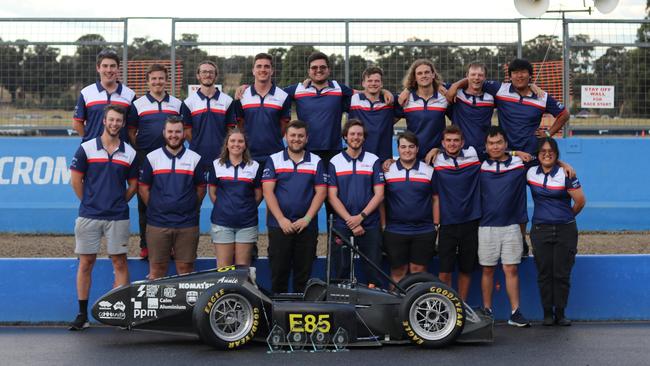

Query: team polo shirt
448;89;495;153
261;149;327;231
479;156;528;227
482;81;566;154
182;89;236;167
235;84;291;160
433;147;482;225
208;160;261;229
139;146;204;228
384;160;436;235
328;150;384;229
69;137;137;220
348;93;396;161
395;90;448;159
74;82;136;142
527;165;581;225
284;80;353;151
127;93;184;153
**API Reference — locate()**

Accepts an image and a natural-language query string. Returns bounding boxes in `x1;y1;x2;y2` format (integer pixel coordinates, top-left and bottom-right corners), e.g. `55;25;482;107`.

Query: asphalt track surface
1;322;649;366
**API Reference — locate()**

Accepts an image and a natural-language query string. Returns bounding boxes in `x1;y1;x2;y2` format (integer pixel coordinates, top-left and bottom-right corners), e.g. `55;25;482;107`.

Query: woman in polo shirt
527;137;586;326
208;128;263;268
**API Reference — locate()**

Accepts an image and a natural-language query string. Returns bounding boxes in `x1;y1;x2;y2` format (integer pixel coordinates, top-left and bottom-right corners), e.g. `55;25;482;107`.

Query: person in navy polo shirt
208;128;263;268
262;120;327;294
284;52;354;165
234;53;291;171
478;126;531;327
68;105;138;331
394;59;448;160
328;119;385;288
182;60;236;170
527;138;585;326
348;66;398;162
434;125;481;301
139;117;205;279
127;64;185;259
73;49;136;143
381;131;438;284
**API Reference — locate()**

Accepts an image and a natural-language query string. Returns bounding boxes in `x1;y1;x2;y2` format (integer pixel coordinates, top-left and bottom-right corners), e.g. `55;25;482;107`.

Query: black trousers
530;222;578;308
268;227;318;294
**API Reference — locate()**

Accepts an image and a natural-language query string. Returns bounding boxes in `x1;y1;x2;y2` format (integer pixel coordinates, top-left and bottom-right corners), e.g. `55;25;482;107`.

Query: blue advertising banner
0;137;649;232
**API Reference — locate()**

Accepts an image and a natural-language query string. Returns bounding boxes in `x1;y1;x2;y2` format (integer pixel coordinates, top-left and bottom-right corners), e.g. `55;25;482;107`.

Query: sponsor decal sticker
98;301;112;310
113;301;126;311
163;287;176;298
186;291;198;306
179;282;214;290
147;298;159;310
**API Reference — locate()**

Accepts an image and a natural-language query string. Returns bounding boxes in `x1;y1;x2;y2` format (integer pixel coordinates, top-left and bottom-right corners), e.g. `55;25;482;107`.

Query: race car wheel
193;284;261;350
399;282;465;348
397;272;441;292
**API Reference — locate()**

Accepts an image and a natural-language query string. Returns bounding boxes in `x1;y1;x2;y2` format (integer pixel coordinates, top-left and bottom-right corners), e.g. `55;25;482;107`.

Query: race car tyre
193;284;262;350
397;272;441;292
399;282;465;348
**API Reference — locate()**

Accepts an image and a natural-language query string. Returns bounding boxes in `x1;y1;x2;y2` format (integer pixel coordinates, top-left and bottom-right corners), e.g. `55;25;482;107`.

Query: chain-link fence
1;17;649;135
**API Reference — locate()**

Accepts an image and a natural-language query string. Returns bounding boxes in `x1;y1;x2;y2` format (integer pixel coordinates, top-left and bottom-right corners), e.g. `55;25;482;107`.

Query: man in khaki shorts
69;105;138;330
139;116;205;279
478;126;530;327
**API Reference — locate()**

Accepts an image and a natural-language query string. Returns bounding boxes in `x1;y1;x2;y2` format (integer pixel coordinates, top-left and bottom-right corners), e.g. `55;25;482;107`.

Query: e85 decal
288;313;331;333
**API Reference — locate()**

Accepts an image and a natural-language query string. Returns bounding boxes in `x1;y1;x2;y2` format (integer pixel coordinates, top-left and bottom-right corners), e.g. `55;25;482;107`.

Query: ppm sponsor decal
133;309;157;319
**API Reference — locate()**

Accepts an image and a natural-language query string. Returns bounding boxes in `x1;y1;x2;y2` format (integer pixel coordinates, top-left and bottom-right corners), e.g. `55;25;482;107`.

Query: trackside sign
581;85;615;109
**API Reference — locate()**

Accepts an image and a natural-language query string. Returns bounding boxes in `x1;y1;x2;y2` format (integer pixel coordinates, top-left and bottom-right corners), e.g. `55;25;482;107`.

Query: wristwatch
360;212;368;220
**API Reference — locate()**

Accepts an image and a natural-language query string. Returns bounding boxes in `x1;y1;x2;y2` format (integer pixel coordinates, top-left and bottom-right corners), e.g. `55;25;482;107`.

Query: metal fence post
517;19;523;58
562;16;570;137
122;18;129;86
344;20;350;86
171;19;176;95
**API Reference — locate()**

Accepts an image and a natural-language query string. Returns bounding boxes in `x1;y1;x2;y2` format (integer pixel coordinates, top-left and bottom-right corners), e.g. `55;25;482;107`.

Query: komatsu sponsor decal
179;282;214;290
0;156;70;185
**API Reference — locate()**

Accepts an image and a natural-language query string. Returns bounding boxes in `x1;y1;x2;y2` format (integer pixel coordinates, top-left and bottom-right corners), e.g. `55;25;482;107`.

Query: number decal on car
288;313;331;333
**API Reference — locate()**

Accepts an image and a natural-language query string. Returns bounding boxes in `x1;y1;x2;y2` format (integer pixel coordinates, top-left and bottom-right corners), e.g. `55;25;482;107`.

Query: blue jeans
329;226;383;287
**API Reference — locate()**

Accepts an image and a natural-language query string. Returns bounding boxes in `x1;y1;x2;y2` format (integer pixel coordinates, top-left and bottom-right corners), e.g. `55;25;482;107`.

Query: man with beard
328;119;385;288
261;120;327;294
138;117;205;279
127;64;185;259
73;49;136;143
69;105;138;330
182;60;236;170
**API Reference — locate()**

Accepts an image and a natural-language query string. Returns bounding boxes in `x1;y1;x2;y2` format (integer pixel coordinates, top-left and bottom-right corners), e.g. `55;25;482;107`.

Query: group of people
68;49;586;332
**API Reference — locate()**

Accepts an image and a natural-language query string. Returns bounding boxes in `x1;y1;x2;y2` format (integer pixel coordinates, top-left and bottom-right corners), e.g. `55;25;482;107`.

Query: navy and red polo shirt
479;156;528;227
383;160;437;235
395;90;448;159
235;84;291;161
527;165;581;225
482;81;567;154
70;137;138;220
261;149;327;231
182;89;236;167
328;149;384;229
448;89;495;153
208;160;261;229
433;146;482;225
139;146;204;228
127;92;184;153
74;82;136;142
284;80;353;152
348;93;396;161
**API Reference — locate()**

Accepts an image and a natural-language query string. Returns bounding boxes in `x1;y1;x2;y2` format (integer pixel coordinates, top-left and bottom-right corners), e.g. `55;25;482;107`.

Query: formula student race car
92;226;493;350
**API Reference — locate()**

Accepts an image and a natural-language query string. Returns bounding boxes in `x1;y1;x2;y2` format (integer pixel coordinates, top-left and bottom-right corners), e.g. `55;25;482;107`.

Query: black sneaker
482;307;493;317
69;313;89;331
508;308;531;327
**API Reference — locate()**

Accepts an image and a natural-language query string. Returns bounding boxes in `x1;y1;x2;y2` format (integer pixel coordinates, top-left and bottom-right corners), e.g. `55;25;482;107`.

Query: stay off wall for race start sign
581;85;615;109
